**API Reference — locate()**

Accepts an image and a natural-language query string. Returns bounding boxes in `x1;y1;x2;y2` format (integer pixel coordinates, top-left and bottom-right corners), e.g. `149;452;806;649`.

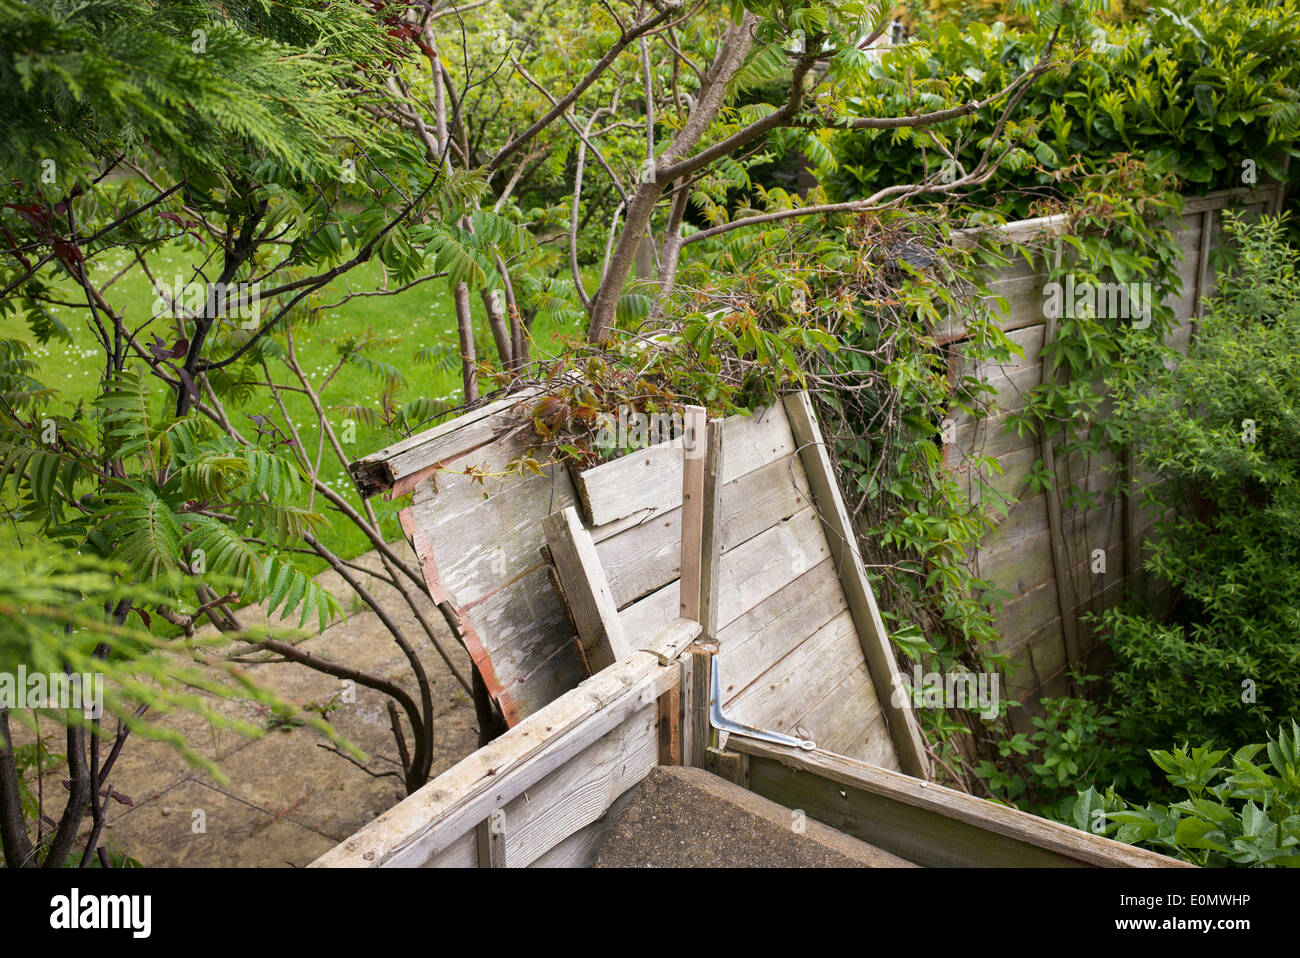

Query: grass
8;239;585;576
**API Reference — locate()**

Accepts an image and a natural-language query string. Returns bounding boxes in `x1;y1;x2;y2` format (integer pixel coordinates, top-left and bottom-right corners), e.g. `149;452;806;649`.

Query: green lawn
10;241;584;568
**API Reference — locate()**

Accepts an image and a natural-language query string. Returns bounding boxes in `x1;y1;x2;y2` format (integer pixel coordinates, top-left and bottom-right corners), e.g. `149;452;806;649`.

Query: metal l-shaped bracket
709;653;816;751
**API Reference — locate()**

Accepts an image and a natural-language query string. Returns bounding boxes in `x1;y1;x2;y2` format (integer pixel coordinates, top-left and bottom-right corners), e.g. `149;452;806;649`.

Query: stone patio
10;545;478;867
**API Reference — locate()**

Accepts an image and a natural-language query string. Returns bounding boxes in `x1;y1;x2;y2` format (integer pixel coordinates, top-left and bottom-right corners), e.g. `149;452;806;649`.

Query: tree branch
488;4;680;172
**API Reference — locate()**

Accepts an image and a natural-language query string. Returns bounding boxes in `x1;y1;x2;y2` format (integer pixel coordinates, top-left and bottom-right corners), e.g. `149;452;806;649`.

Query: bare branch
488;4;680;172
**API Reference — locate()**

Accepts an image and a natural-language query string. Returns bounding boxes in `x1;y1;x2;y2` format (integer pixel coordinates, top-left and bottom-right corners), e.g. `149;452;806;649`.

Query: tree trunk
472;665;507;747
587;183;664;341
635;232;655;280
0;708;35;867
480;286;514;368
453;282;478;402
585;14;758;342
41;725;88;868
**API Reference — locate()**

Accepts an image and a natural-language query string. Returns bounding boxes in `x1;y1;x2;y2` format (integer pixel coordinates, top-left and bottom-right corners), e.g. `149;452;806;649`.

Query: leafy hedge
1095;212;1300;787
825;0;1300;218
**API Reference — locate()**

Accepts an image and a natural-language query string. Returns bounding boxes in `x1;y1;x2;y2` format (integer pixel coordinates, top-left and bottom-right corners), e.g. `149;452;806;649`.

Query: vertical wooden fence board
697;419;724;639
543;506;630;674
678;406;707;623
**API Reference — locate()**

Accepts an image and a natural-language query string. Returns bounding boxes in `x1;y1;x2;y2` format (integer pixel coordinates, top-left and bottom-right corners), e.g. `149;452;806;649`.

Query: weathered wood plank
400;440;581;725
410;456;577;608
617;506;830;640
962;443;1123;514
680;643;699;769
476;809;506;867
1000;560;1080;646
953;408;1037;461
812;693;900;771
402;507;517;725
658;684;681;766
954;322;1045;380
1193;208;1214;323
950;211;1069;250
981;493;1051;558
1039;302;1083;671
639;617;704;662
349;389;541;498
726;609;876;757
999;570;1126;667
592;451;811;609
544;506;630;675
707;747;750;787
1180;183;1280;214
678;406;707;623
309;645;678;868
526;787;636;868
735;739;1189;868
500;702;658;867
1002;618;1067;705
460;566;583;722
966;356;1044;419
982;497;1125;599
685;641;715;769
714;557;847;705
792;661;894;766
986;525;1125;611
957;445;1039;511
980;530;1055;603
782;392;930;780
575;406;795;527
697;418;723;637
928;183;1279;341
425;828;477;868
407;430;566;532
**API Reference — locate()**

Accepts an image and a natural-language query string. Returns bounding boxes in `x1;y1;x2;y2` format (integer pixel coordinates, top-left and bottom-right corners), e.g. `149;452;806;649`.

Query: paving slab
5;543;479;867
102;779;336;867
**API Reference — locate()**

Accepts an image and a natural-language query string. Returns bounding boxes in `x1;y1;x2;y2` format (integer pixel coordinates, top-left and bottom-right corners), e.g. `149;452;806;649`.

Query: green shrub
1099;211;1300;785
1071;721;1300;866
826;0;1300;218
977;682;1120;817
